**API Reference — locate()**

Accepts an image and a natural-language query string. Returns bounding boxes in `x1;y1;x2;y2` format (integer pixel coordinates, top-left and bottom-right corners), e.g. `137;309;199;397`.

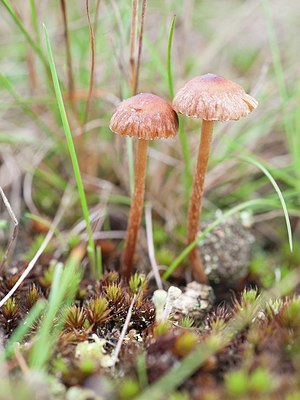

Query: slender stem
29;0;41;47
187;120;214;283
167;15;176;99
122;139;148;279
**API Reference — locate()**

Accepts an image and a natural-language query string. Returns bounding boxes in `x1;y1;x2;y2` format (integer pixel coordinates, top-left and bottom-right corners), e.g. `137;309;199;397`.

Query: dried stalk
0;185;72;308
145;204;163;289
0;187;19;273
111;294;136;365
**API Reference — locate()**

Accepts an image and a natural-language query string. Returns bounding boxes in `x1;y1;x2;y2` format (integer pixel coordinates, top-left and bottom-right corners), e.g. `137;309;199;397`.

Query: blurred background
0;0;300;284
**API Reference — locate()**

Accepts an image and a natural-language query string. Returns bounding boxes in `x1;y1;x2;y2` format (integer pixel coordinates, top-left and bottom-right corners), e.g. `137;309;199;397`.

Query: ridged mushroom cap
109;93;179;140
172;73;258;121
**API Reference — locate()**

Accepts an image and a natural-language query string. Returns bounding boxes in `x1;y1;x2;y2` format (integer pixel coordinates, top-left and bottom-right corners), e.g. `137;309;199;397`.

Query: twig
0;185;72;308
134;0;147;94
111;294;136;365
0;186;19;272
145;204;163;289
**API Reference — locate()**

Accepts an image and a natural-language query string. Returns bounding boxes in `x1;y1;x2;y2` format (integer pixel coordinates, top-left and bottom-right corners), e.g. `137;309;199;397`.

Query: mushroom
110;93;178;279
172;73;258;284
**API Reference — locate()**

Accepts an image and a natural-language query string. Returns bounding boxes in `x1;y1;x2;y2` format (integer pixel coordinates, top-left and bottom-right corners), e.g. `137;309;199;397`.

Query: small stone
172;282;215;324
200;216;255;286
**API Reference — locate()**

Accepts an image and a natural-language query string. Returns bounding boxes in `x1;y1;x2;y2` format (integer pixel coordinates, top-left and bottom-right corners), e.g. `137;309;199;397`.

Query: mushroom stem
187;120;214;284
122;138;148;279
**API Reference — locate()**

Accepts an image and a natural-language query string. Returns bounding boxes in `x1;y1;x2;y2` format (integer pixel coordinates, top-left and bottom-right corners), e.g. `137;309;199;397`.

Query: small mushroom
172;73;258;283
110;93;178;279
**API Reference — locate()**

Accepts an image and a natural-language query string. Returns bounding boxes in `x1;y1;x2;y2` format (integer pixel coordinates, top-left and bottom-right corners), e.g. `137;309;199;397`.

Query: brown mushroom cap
172;73;258;121
109;93;179;140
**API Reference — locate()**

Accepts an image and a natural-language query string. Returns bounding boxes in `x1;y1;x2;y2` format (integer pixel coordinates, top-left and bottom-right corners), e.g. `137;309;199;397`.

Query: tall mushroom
110;93;178;279
172;73;258;284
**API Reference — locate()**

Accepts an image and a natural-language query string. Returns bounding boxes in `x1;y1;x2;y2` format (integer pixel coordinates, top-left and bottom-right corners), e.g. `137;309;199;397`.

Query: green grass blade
43;24;96;275
166;16;192;202
136;352;148;388
29;0;41;46
144;36;168;84
261;0;300;176
121;87;134;197
0;133;35;145
25;213;64;245
260;0;287;99
137;336;219;400
29;252;82;369
29;263;63;368
0;74;61;146
219;131;299;190
1;0;48;67
178;118;192;202
2;300;46;360
241;155;293;252
108;194;131;206
167;15;176;98
95;245;103;279
33;167;67;191
163;198;274;280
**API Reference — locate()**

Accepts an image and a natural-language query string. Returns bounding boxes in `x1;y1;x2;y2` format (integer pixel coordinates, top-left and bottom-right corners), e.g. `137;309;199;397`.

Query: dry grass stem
0;186;19;273
0;185;73;308
111;294;136;365
145;204;163;290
